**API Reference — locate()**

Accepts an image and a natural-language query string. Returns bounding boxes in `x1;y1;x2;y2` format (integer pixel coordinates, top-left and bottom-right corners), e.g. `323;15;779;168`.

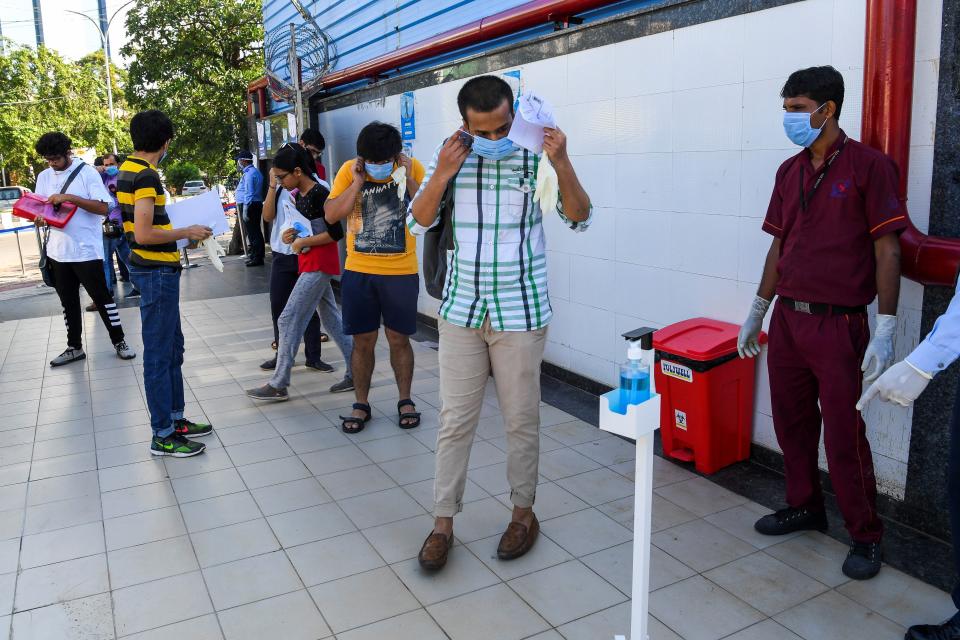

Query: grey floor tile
93;425;151;450
703;501;806;549
0;484;24;513
191;518;280;568
14;553;109;612
96;442;155;469
34;418;94;442
308;566;420;634
180;492;261;533
392;545;500;606
651;494;700;532
101;481;177;520
267;502;356;547
555;468;635;506
649;545;697;591
466;532;572;581
282;427;350;454
499;482;588;522
0;537;17;575
0;512;22;543
250;477;332;516
26;471;98;507
10;593;114;640
773;590;906;640
29;451;97;481
113;571;214;636
119;614;224;640
465;441;507;469
214;421;278;447
508;560;627;627
654;477;748;518
361;514;437;564
428;583;549;640
163;448;234;480
203;550;303;611
652;519;756;573
287;531;385;587
300;445;373;477
23;493;102;535
379;452;436;485
98;460;167;493
107;536;199;590
357;434;431;463
0;572;14;616
0;444;33;468
338;487;426;529
704;552;830;616
316;464;397;501
573;437;637;467
581;541;634;596
335;609;447;640
216;589;331;640
468;462;514;496
171;468;247;504
723;619;804;640
0;464;30;488
237;456;311;489
542;420;608;446
20;521;105;569
556;601;633;640
764;532;853;588
32;434;95;461
649;575;765;640
224;437;294;467
403;477;489;513
541;507;632;557
105;505;187;551
836;566;957;629
443;497;512;543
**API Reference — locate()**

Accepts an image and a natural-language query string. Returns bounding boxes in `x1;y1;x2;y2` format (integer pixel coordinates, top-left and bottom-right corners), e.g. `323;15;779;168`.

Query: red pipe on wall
318;0;616;89
862;0;960;287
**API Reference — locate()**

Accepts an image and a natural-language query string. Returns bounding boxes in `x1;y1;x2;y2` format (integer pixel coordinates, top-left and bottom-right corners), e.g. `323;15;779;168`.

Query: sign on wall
400;92;416;157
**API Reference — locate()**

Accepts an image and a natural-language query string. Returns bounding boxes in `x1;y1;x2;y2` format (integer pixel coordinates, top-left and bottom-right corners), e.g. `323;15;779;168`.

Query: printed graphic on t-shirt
349;180;406;254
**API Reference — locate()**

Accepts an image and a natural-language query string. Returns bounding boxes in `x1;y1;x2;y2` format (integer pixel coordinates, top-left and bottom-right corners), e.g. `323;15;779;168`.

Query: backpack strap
60;162;86;195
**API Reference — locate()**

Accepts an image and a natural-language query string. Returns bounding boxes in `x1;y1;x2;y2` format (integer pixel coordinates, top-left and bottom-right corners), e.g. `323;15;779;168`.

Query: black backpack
422;174;457;300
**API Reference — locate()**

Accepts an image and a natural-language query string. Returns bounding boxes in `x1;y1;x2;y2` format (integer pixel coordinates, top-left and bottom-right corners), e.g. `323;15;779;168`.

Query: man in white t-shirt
33;132;136;367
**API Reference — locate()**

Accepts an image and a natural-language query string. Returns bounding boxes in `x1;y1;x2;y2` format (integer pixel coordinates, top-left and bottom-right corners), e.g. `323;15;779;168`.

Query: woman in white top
33;132;136;366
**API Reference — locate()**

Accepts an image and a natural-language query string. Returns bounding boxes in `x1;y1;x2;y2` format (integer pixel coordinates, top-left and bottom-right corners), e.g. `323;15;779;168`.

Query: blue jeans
103;234;134;294
129;265;185;438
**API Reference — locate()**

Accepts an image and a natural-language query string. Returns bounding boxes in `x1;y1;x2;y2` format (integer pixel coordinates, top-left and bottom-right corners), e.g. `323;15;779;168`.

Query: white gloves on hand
737;296;771;358
392;165;408;203
200;239;225;272
856;359;932;410
533;154;559;214
861;314;897;383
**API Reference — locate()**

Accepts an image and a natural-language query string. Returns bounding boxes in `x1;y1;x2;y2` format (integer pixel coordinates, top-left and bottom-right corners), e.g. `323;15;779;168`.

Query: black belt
780;297;866;316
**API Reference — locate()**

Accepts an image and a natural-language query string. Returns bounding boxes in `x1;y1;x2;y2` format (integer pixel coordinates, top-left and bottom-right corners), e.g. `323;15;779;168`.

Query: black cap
235;150;254;161
623;327;657;350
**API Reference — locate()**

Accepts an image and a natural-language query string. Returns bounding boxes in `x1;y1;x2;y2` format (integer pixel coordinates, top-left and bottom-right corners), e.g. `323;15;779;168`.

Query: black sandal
340;403;372;434
397;399;421;430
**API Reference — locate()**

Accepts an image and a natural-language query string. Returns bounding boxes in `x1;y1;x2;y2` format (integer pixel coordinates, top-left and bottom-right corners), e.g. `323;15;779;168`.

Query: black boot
754;507;828;536
842;541;882;580
905;615;960;639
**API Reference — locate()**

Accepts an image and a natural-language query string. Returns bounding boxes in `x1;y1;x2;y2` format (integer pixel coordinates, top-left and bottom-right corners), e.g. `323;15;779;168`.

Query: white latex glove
392;165;407;203
200;238;225;272
861;314;897;383
533;154;559;214
856;359;932;410
737;295;771;358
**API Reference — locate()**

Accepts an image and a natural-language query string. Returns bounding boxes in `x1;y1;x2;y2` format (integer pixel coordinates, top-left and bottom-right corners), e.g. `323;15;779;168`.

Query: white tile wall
316;0;944;498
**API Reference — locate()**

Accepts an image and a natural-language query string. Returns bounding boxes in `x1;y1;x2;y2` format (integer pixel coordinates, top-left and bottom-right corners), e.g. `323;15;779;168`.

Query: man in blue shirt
859;290;960;639
235;150;265;266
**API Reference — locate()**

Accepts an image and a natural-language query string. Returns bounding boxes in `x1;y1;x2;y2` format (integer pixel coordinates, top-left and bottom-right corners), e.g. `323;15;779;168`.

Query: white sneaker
50;347;85;367
114;341;136;360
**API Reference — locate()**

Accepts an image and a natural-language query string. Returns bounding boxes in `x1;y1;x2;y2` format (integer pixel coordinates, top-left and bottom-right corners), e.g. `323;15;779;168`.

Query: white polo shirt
34;158;112;262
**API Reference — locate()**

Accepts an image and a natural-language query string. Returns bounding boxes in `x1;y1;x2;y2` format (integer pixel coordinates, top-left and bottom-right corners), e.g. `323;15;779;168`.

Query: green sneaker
150;433;206;457
174;418;213;438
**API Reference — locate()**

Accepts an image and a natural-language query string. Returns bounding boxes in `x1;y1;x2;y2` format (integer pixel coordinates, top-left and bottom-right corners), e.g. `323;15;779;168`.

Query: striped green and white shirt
408;143;591;331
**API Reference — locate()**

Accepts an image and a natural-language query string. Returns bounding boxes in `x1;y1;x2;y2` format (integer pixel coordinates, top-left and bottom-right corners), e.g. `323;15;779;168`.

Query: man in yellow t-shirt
324;122;426;433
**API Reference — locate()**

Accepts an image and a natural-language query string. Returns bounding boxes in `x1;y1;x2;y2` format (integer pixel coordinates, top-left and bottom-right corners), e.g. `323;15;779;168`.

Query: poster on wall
400;92;415;157
502;69;522;110
256;122;266;158
287;112;298;140
263;122;273;153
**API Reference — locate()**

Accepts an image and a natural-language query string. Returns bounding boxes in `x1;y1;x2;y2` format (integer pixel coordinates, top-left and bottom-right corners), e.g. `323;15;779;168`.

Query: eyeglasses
274;171;291;181
42;155;65;164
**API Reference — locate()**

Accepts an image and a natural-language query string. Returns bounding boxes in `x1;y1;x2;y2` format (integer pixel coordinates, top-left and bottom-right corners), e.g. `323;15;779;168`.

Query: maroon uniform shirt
762;130;908;306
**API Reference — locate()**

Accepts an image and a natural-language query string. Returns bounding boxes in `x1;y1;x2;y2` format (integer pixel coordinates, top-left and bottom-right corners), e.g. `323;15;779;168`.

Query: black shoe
173;418;213;438
246;259;264;267
329;376;354;393
906;616;960;639
127;289;141;298
150;433;206;457
246;384;288;401
842;541;882;580
754;506;828;536
50;347;86;367
305;359;334;373
85;302;98;312
260;356;277;370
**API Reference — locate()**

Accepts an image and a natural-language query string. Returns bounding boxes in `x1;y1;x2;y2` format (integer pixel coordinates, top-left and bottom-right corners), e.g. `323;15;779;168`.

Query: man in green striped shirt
408;76;592;570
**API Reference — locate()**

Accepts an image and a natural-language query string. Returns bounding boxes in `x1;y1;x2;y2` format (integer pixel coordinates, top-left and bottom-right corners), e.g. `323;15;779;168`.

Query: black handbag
102;220;123;238
422;175;457;301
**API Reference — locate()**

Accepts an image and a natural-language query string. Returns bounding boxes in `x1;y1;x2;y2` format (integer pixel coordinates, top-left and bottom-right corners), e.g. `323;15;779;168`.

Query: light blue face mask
470;133;517;161
365;161;394;180
783;103;828;148
104;165;119;177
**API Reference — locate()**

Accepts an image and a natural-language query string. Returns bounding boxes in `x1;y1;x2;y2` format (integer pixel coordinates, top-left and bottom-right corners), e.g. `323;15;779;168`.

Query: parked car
182;180;208;196
0;185;31;229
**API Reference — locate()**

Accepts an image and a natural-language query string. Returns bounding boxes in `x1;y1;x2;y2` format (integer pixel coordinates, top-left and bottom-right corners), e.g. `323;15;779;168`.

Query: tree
165;161;202;193
122;0;263;179
0;41;128;187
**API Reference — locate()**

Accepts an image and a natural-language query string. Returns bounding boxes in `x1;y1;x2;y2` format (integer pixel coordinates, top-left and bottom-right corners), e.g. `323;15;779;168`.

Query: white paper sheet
508;92;558;153
165;191;230;248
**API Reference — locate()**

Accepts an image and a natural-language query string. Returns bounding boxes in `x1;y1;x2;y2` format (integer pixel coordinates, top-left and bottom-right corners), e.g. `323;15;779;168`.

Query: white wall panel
315;0;943;499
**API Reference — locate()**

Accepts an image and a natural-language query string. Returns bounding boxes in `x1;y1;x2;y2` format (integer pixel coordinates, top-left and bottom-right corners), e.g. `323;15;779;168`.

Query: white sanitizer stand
600;329;661;640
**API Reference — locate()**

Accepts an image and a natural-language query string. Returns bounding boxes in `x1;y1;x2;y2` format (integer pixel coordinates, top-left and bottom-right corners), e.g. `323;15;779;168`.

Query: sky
1;0;134;63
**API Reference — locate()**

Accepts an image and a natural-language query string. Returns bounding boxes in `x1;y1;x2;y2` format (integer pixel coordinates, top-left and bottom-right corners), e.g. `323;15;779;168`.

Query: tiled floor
0;293;954;640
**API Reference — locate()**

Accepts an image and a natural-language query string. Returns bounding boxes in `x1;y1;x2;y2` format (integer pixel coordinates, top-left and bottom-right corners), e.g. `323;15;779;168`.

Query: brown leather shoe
497;515;539;560
418;531;453;570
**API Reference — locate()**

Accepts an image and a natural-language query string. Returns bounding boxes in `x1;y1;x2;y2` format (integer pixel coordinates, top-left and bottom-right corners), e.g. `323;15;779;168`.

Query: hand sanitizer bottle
620;339;651;407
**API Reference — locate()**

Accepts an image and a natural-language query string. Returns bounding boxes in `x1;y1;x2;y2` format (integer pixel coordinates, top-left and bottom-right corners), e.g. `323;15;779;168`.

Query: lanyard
799;137;847;211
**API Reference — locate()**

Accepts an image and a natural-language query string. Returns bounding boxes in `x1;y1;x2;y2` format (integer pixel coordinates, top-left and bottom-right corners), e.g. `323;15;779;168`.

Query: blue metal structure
33;0;44;47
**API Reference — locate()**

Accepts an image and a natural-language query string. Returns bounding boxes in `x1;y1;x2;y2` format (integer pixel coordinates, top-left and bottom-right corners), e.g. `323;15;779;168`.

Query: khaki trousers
434;317;547;517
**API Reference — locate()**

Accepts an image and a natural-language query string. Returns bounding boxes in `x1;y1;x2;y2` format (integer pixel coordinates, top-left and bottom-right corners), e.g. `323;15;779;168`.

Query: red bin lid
653;317;742;361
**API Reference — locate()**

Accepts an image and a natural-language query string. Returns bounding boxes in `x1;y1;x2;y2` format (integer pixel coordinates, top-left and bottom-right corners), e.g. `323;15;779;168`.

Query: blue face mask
365;161;394;180
783;103;828;148
104;166;119;177
470;133;517;161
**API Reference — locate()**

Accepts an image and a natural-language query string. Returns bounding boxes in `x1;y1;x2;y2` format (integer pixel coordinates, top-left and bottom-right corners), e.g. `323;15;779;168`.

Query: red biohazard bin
653;317;765;475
